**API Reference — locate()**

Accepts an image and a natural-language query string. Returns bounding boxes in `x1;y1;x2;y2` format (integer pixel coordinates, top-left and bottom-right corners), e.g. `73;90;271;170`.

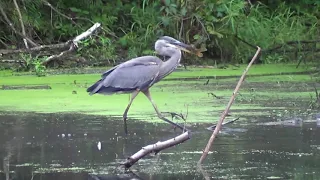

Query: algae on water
0;64;316;123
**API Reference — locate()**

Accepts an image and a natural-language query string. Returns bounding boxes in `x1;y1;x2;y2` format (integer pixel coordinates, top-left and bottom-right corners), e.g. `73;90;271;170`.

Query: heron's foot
161;111;186;121
157;112;187;132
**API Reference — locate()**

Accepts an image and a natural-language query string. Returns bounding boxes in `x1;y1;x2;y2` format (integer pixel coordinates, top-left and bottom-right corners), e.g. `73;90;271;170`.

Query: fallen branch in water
199;46;261;164
206;117;240;131
121;131;191;169
208;92;223;99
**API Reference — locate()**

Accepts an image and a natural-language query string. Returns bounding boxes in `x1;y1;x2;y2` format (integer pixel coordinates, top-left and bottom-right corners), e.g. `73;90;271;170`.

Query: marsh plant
0;0;319;68
19;54;46;76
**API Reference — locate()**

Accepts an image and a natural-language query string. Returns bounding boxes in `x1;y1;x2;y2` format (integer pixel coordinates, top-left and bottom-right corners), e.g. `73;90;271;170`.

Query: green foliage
0;0;319;67
19;54;46;76
33;59;46;77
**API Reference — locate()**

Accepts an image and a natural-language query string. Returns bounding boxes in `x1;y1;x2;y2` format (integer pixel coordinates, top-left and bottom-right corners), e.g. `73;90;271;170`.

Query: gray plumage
87;36;194;134
87;56;163;95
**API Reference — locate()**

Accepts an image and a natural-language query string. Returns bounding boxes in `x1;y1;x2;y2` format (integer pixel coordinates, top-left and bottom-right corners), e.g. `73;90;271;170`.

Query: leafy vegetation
0;0;319;68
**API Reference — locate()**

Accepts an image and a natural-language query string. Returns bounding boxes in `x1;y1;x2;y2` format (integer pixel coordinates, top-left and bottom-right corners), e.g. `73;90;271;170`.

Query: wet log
121;131;191;168
1;85;52;90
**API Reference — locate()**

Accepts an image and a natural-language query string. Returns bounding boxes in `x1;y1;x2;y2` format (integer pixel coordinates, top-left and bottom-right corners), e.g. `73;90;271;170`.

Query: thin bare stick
0;5;37;47
0;39;9;48
13;0;29;48
198;46;261;164
41;0;95;25
197;164;210;180
0;42;68;55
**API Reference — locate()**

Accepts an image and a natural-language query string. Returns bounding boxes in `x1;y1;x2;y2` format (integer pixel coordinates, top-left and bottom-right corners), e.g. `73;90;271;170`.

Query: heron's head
155;36;205;57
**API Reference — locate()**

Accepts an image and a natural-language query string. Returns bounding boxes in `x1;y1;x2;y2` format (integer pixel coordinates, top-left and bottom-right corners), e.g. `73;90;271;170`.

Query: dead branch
0;59;24;63
206;117;240;131
0;5;37;47
0;39;9;48
198;46;261;164
13;0;29;49
197;164;210;180
41;42;76;66
264;39;320;53
121;131;191;169
41;22;101;66
0;42;69;55
234;35;256;49
208;92;222;99
41;0;95;25
0;23;101;66
235;34;320;53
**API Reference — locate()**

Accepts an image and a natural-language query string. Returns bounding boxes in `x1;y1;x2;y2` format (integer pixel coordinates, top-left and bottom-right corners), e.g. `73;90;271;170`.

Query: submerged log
206;117;240;131
121;131;191;169
1;85;52;90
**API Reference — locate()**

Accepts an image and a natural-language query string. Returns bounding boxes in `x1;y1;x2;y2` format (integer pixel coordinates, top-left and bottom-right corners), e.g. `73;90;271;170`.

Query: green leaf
161;16;170;26
180;7;187;16
193;34;201;40
82;10;89;15
170;4;177;8
169;6;177;14
69;7;82;13
164;0;170;6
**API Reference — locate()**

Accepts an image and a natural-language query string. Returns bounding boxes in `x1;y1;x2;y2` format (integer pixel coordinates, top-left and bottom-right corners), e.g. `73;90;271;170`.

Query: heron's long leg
123;90;140;135
142;89;186;131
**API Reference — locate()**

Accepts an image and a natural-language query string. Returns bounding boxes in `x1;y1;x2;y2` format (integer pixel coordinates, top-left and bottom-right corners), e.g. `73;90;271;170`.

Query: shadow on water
0;112;320;180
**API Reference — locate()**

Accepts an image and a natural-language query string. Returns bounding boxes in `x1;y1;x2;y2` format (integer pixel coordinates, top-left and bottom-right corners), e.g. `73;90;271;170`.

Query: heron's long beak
170;41;206;57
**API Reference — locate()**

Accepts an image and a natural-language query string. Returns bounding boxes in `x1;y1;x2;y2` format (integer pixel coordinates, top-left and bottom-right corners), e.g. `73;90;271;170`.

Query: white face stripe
167;43;178;49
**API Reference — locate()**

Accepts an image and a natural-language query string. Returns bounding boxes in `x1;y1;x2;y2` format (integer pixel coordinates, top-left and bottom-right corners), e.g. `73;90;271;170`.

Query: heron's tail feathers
86;79;103;95
87;79;135;95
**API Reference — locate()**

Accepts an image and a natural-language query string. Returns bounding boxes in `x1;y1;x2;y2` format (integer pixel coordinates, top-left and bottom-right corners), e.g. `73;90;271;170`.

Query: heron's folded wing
104;57;161;90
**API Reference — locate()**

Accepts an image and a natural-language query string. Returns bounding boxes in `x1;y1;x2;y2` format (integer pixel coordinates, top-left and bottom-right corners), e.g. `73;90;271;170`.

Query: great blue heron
87;36;203;134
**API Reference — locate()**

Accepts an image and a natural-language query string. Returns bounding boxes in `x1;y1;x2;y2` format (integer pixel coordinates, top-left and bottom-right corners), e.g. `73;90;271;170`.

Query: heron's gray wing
101;65;119;78
88;56;162;95
100;56;159;78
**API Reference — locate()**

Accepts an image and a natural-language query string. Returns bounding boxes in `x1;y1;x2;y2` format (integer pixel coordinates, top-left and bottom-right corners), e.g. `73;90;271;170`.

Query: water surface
0;112;319;180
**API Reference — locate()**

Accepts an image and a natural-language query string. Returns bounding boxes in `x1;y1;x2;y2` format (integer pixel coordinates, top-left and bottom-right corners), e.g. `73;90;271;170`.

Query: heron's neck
158;50;181;79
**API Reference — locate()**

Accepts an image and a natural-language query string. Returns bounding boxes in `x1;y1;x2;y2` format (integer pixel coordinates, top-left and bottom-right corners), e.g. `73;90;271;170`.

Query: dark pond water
0;112;320;180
